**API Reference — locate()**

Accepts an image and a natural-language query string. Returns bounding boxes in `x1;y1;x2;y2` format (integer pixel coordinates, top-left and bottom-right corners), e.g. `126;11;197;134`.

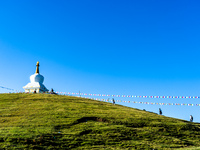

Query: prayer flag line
57;92;200;99
82;97;200;106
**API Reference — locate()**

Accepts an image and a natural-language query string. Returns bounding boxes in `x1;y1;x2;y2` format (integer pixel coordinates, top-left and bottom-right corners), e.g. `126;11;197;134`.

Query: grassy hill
1;93;200;149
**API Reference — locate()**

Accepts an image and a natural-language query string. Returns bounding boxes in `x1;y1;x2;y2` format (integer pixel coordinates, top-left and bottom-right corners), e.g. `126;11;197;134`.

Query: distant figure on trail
50;88;57;95
159;108;162;115
190;115;193;122
112;98;115;105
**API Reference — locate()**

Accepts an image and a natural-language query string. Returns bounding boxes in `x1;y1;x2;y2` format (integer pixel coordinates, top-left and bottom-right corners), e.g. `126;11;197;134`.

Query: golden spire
35;61;39;74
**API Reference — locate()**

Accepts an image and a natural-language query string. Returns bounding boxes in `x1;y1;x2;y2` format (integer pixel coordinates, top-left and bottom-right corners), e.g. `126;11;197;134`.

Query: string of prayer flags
80;97;200;107
61;92;200;99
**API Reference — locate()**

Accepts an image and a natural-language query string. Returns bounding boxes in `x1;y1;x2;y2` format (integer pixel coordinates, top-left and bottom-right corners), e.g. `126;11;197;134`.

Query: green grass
0;93;200;149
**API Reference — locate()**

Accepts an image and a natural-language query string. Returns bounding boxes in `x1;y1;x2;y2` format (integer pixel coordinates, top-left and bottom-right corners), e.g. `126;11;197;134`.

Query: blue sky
1;0;200;122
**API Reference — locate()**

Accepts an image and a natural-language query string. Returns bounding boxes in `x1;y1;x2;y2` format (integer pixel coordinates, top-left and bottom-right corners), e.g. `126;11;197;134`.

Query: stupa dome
23;61;48;93
30;73;44;83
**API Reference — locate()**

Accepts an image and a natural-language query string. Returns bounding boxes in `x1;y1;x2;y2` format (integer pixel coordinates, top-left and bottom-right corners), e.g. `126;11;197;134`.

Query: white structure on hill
23;62;48;93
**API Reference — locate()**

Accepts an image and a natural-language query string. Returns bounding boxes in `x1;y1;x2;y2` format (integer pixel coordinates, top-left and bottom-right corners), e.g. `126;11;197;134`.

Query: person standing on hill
112;98;115;105
190;115;193;122
159;108;162;115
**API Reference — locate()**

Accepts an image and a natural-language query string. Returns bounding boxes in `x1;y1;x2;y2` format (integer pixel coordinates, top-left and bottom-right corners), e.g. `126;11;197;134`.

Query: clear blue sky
1;0;200;122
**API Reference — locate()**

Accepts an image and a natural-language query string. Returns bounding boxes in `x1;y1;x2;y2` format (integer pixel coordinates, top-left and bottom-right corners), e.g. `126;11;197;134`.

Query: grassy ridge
0;93;200;149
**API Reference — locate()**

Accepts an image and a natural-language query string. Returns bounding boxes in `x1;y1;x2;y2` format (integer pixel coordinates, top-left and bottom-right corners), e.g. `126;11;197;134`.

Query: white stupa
23;61;48;93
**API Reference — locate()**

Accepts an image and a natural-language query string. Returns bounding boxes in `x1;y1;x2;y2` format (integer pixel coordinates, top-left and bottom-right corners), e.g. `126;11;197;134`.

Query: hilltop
0;93;200;149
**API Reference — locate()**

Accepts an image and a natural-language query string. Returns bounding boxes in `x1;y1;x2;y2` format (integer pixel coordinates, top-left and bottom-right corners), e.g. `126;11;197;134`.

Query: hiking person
190;115;193;122
112;98;115;105
159;108;162;115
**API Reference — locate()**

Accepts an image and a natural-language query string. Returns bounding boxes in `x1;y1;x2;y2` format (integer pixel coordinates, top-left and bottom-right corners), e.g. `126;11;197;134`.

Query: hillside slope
0;93;200;149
